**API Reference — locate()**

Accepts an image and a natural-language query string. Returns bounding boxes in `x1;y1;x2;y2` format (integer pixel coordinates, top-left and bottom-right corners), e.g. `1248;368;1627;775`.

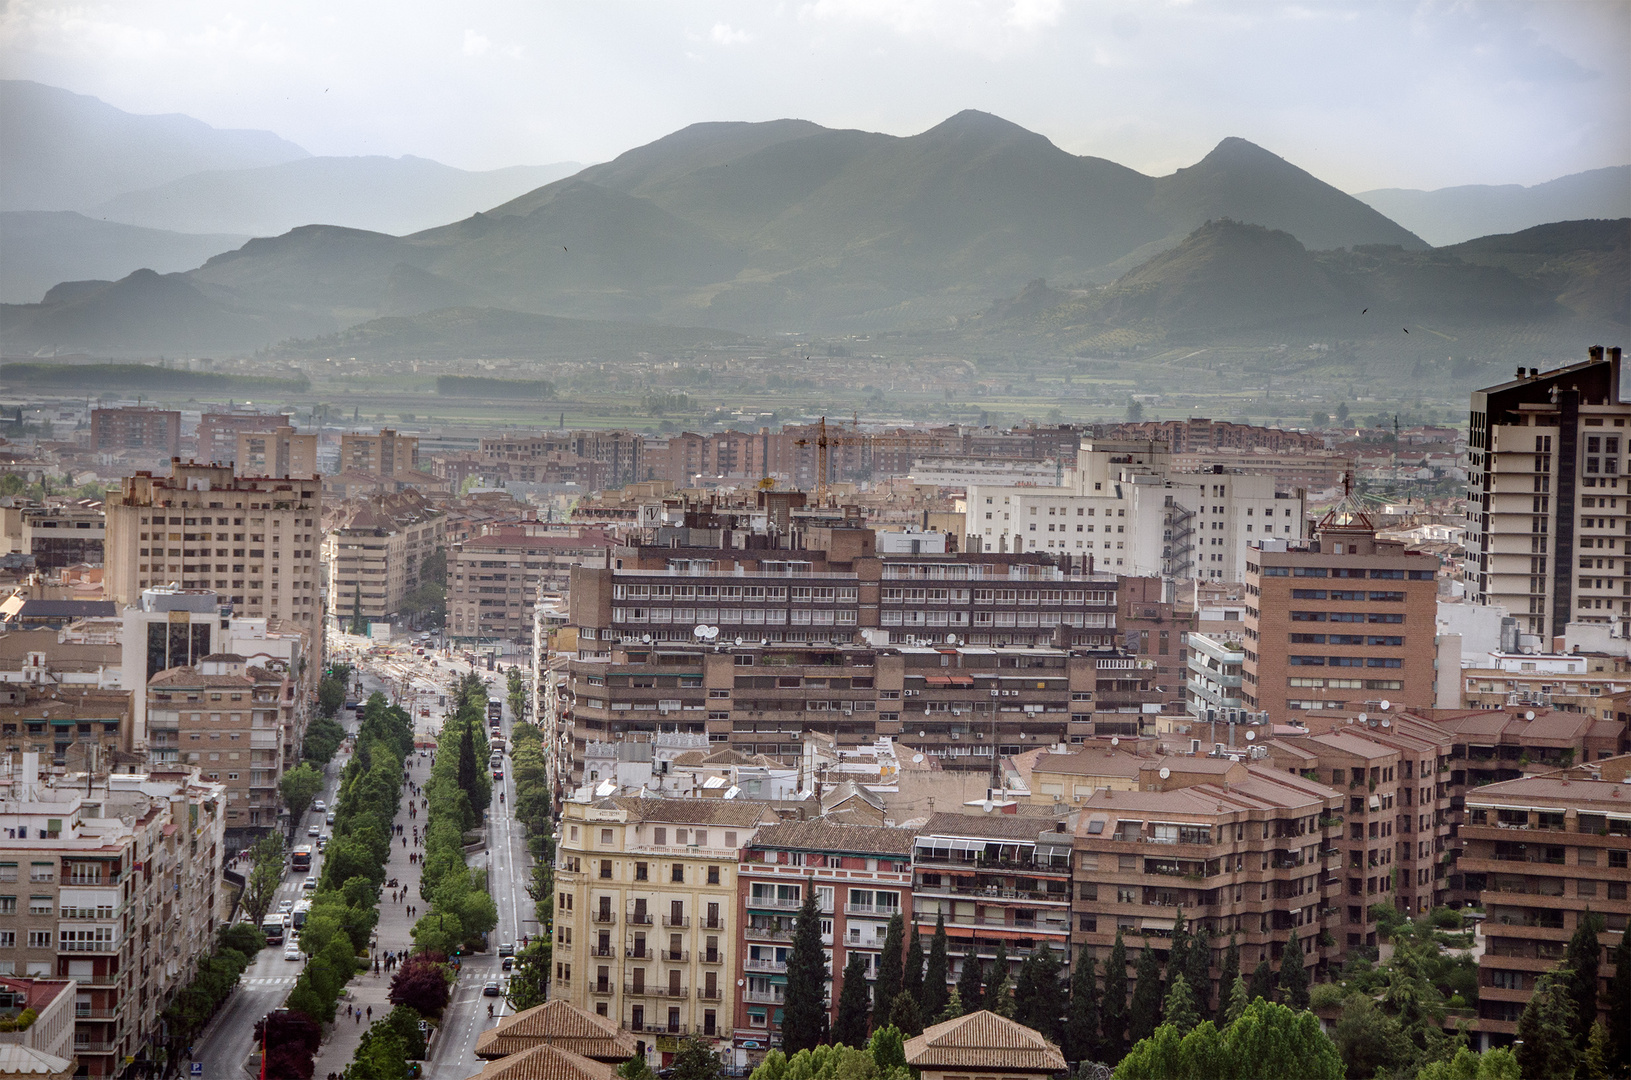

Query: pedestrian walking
366;1006;372;1021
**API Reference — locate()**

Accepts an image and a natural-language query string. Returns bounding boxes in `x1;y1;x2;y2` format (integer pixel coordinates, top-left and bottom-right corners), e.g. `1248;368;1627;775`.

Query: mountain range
2;89;1625;359
1357;166;1631;247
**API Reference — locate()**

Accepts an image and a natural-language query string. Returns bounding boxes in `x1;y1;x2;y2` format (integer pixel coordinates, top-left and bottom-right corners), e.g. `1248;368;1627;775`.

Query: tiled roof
611;796;777;827
474;999;639;1062
470;1042;621;1080
751;819;918;856
1029;749;1145;778
920;811;1064;841
904;1010;1065;1072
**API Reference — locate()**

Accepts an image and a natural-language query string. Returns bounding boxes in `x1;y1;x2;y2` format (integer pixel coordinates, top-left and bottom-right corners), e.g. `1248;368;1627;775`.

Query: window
601;829;614;845
653;828;666;846
600;860;612;880
708;866;720;885
27;898;51;916
671;864;685;883
635;861;649;881
27;931;50;949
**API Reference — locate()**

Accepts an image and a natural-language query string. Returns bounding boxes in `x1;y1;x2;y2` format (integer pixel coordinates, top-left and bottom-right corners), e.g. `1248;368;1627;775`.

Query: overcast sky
2;0;1626;191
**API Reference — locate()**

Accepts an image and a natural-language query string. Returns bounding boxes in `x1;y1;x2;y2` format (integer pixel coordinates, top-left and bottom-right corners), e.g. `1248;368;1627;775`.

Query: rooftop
750;820;918;856
904;1010;1066;1073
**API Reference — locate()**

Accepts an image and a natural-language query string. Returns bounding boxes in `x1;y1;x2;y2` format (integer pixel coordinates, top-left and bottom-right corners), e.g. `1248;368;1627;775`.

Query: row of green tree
410;672;498;956
160;923;268;1064
276;693;414;1077
502;699;555;1010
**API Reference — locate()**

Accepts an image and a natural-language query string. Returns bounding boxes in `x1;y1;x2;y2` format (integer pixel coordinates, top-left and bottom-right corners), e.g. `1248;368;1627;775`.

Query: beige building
322;492;446;627
553;797;776;1061
0;760;226;1078
144;657;289;839
903;1011;1066;1080
339;429;419;479
235;426;317;480
103;463;322;629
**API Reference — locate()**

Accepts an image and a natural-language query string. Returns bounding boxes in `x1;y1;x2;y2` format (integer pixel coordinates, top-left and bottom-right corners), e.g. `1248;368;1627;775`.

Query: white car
312;800;327;813
306;825;320;837
277;900;293;914
283;943;302;961
302;876;317;891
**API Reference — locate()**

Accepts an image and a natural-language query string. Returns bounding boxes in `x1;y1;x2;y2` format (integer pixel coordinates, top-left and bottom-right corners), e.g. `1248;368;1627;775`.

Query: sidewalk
309;747;434;1078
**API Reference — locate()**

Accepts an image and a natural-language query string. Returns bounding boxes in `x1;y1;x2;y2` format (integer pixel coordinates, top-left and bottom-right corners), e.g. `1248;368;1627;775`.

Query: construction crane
793;417;831;504
794;415;870;505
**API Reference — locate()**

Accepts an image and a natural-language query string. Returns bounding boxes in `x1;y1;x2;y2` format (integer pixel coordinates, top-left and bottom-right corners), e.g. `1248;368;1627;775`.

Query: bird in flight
1361;308;1367;314
1402;328;1409;334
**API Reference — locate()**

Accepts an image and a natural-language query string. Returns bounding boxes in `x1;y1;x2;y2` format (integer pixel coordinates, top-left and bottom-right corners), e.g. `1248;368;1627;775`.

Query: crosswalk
240;976;300;988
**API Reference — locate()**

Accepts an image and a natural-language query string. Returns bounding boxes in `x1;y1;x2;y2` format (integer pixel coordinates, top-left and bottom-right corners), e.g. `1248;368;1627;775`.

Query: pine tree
1163;972;1199;1034
956;943;984;1017
1127;944;1163;1043
1166;909;1190;992
834;950;873;1047
1277;930;1308;1010
1247;958;1276;1005
903;921;925;1010
889;990;923;1036
780;885;829;1055
922;913;950;1021
1564;911;1605;1048
1219;934;1241;1014
1187;925;1213;1023
1225;975;1251;1026
1607;928;1631;1075
1514;969;1579;1080
938;988;965;1024
984;941;1013;1016
873;913;905;1028
1100;931;1128;1059
1063;953;1099;1063
1585;1020;1612;1080
1013;943;1062;1041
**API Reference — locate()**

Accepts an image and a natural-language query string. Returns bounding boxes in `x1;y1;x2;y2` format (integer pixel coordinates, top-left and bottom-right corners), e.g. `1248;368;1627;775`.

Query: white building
966;439;1306;581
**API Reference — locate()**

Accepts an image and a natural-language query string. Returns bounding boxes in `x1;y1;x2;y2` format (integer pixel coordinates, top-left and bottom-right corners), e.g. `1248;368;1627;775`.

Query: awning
918;837;983;853
1140;918;1175;931
925;676;952;686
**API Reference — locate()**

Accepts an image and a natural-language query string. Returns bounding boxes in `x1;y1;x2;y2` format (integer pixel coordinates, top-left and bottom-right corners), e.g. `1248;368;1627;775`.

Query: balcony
591;982;614;996
744;958;786;974
844;904;903;918
625;984;688;999
58;938;120;953
662;915;690;929
744;924;793;942
625;910;652;925
590;945;618;958
744;989;786;1005
73;1043;117;1055
74;1007;119;1020
696;986;724;1002
633;1023;689;1035
746;896;803;911
593;911;618;925
915;883;1070;904
702;917;726;931
624;947;650;960
659;950;689;963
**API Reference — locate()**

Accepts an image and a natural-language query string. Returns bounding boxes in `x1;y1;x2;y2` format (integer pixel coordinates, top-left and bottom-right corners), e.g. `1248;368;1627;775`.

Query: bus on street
262;914;288;945
291;846;313;873
292;898;313;931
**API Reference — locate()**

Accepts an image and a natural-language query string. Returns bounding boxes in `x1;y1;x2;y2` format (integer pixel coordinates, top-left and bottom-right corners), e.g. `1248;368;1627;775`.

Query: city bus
261;914;287;946
291;899;313;931
290;846;313;874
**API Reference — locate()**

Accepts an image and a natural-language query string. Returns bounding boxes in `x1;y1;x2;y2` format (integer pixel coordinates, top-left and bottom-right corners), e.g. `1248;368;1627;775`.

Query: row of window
1288;656;1404;668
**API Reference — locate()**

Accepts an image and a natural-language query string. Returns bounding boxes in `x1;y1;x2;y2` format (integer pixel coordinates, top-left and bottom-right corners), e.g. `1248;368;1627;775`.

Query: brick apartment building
89;409;179;460
448;526;616;647
735;821;917;1059
1458;756;1631;1048
193;411;291;468
1242;513;1438;718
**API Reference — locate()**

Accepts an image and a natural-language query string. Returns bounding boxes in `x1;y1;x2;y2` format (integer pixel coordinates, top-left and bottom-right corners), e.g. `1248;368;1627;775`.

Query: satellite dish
919;731;926;738
1381;719;1391;728
694;624;707;638
735;637;743;646
1110;737;1120;747
1357;713;1367;723
641;634;652;644
760;639;768;646
1159;766;1171;780
947;633;957;644
1525;710;1535;721
1245;729;1257;741
912;754;924;764
1379;699;1391;711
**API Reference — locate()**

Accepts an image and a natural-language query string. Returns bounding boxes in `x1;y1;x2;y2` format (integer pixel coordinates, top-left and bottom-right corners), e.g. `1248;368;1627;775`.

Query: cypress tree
873;913;905;1028
1013;943;1061;1040
1100;931;1128;1059
780;884;828;1054
903;921;925;1009
1515;969;1579;1080
984;941;1013;1016
1563;910;1605;1047
1218;934;1240;1013
938;988;965;1024
889;989;923;1037
1187;925;1213;1022
833;950;872;1048
922;913;950;1021
1247;958;1276;1005
1127;943;1163;1043
1166;909;1190;991
956;942;985;1016
1062;953;1099;1063
1606;928;1631;1074
1277;930;1308;1010
456;717;478;815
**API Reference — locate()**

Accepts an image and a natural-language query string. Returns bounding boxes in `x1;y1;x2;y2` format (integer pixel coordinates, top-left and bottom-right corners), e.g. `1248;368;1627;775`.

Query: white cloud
710;22;751;45
462;28;490;56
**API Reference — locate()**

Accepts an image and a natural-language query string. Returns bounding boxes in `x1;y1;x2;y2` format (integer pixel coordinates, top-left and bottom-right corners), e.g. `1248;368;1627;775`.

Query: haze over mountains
0;81;578;301
1356;166;1631;246
1;82;1625;359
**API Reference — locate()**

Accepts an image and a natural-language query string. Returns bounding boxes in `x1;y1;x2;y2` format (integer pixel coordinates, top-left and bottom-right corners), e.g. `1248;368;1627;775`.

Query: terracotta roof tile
904;1010;1065;1072
750;820;918;856
471;1042;621;1080
474;999;639;1062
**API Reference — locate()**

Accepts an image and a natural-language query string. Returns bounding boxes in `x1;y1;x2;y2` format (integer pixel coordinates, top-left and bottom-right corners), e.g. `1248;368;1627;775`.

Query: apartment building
1118;576;1191;705
21;505;105;571
448;526;615;647
913;813;1075;1000
553;797;776;1062
1458;650;1631;715
0;686;131;770
735;821;917;1061
475;430;644;489
1458;756;1631;1047
235;426;317;480
1241;514;1438;718
0;760;226;1078
339;429;420;479
89;409;179;460
966;440;1305;581
1070;761;1343;1009
1186;633;1245;718
560;638;1158;788
322;492;447;627
103;463;323;629
0;976;76;1068
144;657;290;840
193;410;292;468
1466;346;1630;638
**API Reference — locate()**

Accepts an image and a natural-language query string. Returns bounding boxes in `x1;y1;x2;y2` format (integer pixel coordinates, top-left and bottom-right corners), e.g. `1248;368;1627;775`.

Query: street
194;633;536;1080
